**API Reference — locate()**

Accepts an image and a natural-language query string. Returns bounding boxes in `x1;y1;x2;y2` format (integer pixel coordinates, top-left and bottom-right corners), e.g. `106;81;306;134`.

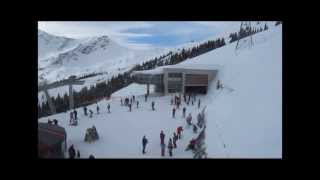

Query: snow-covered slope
177;24;282;158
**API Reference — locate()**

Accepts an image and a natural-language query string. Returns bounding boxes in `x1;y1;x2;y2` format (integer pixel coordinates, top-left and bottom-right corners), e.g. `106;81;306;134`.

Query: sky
38;21;241;50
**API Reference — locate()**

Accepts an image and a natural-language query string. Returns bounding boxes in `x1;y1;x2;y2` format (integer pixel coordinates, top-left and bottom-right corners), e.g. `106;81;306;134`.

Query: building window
168;73;182;78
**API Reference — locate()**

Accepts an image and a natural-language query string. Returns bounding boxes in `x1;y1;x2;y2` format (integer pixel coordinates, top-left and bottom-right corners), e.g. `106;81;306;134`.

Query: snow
39;85;203;158
38;24;282;158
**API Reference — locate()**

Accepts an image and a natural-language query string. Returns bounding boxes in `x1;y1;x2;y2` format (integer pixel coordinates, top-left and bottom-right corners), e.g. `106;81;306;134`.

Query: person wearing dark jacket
151;101;155;111
142;135;148;154
96;105;100;114
182;107;186;118
168;138;173;157
84;106;87;116
172;107;176;118
89;110;93;118
198;99;201;109
136;101;139;108
173;133;178;148
160;130;165;145
107;104;110;113
68;145;76;159
73;109;78;120
77;150;80;158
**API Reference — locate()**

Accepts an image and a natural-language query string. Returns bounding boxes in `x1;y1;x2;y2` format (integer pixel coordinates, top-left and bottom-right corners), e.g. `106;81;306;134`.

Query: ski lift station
132;64;219;95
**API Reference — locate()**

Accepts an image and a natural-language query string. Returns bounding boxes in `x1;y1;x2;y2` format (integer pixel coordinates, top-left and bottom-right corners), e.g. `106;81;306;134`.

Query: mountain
38;30;166;83
38;29;81;61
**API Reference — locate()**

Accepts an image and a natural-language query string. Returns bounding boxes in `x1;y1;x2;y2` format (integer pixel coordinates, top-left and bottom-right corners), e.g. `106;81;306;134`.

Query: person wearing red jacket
160;130;165;145
177;126;183;139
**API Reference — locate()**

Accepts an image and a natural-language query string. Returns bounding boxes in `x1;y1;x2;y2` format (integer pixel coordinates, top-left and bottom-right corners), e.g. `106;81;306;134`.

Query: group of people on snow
143;126;184;157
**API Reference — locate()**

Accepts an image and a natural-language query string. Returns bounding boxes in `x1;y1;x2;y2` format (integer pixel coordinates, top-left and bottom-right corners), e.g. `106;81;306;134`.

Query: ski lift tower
235;21;254;51
38;76;85;115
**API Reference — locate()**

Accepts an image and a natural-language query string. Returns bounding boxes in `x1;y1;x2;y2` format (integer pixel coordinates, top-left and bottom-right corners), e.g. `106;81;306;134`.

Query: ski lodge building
132;64;219;95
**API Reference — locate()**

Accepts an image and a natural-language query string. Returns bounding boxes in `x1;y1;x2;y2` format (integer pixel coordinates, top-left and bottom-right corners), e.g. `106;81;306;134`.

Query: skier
77;150;80;158
73;109;78;120
96;105;100;114
173;133;177;148
186;113;192;126
107;103;110;113
160;130;165;145
217;80;220;89
68;144;76;159
177;126;183;139
145;94;148;102
177;98;180;109
191;100;194;106
53;119;58;125
182;107;186;118
136;100;139;108
142;135;148;154
151;101;155;111
161;143;166;157
172;107;176;118
193;124;198;133
183;94;186;103
129;103;132;112
168;138;173;157
198;99;201;109
83;106;87;116
133;95;135;103
89;110;93;118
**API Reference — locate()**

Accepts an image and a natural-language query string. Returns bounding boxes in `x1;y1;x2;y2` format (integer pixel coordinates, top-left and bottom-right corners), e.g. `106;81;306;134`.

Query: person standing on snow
168;138;173;157
172;107;176;118
68;144;76;159
129;103;132;112
182;107;186;118
84;106;87;116
198;99;201;109
77;150;80;158
142;135;148;154
161;143;166;157
145;94;148;102
89;110;93;118
107;103;110;113
173;133;178;148
96;105;100;114
160;130;165;145
69;112;74;125
151;101;155;111
133;95;135;103
136;100;139;108
186;113;192;126
73;109;78;121
177;126;183;139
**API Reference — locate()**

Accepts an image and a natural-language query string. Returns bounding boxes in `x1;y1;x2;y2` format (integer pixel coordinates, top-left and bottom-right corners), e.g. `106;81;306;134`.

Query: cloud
38;21;242;49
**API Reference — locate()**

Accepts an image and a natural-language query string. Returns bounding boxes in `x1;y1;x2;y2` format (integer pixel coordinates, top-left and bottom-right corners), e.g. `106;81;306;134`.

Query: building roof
132;63;220;75
38;122;66;147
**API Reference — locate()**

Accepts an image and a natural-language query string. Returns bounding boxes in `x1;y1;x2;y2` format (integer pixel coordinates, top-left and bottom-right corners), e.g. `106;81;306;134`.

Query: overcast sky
38;21;241;49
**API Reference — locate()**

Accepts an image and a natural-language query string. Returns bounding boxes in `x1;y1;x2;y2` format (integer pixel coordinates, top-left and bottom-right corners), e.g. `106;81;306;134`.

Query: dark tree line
38;72;134;118
134;37;226;71
229;24;267;43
